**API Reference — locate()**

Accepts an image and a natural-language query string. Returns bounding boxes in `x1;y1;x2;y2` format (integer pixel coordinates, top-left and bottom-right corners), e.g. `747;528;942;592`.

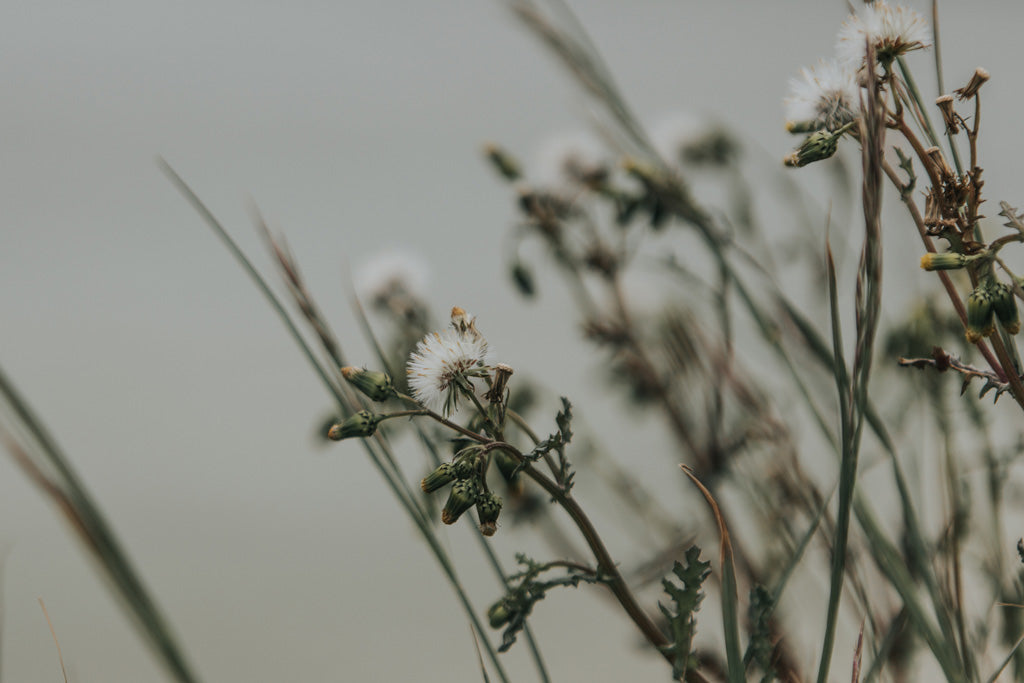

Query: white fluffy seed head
355;250;429;305
407;328;490;414
785;59;861;132
836;1;931;66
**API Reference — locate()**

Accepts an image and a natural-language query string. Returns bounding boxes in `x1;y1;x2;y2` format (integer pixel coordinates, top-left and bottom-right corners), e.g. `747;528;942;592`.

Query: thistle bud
510;262;535;298
784;130;841;168
487;599;513;628
327;410;382;441
341;367;394;402
935;95;958;134
483;143;522;182
476;492;503;537
421;463;457;493
441;479;479;525
992;282;1020;335
451;451;479;479
956;67;990;100
966;283;996;343
920;252;966;271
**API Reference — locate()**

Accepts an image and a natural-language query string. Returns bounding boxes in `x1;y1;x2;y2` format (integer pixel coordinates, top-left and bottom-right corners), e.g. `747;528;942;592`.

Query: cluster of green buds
326;368;399;441
919;253;1020;342
966;278;1019;343
421;447;504;536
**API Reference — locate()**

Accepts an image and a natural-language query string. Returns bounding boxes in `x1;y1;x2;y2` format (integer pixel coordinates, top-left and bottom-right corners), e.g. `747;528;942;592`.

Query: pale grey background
2;1;1022;681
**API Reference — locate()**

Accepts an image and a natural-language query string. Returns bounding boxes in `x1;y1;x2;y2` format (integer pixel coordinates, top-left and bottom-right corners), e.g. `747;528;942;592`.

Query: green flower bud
341;367;394;402
920;252;967;271
488;599;513;628
966;283;997;343
784;130;841;168
483;143;522;182
451;453;478;480
510;261;535;298
441;479;479;525
327;410;382;441
421;463;457;493
992;282;1020;335
476;492;503;537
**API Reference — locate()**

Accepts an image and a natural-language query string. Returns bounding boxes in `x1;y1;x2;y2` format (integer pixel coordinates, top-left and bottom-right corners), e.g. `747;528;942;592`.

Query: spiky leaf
658;546;711;680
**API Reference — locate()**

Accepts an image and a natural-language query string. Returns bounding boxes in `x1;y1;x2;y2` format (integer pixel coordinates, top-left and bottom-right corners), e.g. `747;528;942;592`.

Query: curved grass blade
680;466;743;683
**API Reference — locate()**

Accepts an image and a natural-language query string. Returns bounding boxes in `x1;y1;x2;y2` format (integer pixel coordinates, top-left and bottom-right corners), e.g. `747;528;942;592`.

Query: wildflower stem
482;441;675;666
460;379;502;436
395;392;492;442
892;116;944;196
503;408;566;486
378;410;430;421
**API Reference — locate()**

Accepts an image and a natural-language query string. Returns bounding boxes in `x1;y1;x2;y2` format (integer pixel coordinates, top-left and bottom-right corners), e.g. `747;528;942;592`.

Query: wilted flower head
837;1;931;66
785;59;860;133
407;309;491;414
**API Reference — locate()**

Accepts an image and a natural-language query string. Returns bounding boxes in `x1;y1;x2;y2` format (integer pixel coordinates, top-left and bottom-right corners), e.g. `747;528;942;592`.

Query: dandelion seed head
407;327;491;413
355;250;429;305
837;1;931;66
533;129;607;186
785;59;860;132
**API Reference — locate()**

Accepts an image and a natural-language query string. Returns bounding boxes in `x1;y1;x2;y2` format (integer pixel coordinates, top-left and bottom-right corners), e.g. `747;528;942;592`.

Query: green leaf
744;586;776;683
658;546;711;680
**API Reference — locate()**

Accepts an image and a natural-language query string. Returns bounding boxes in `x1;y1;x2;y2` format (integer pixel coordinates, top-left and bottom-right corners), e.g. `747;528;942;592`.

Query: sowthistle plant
8;1;1024;682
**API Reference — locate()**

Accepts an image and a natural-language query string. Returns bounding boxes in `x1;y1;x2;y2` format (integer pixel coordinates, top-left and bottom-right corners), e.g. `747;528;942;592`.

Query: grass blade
680;466;743;683
0;368;202;683
984;630;1024;683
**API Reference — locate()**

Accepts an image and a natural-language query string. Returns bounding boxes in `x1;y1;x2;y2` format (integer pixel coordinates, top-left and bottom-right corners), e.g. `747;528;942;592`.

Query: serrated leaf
658;545;711;680
744;585;776;682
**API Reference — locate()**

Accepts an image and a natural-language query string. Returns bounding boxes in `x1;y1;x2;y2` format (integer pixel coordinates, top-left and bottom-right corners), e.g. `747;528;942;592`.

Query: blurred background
2;1;1023;680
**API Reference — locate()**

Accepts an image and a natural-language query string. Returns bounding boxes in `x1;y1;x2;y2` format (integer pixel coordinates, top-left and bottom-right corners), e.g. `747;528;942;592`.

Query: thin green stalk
984;631;1024;683
817;58;886;683
896;57;948;163
816;239;852;683
927;0;964;175
778;275;967;679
